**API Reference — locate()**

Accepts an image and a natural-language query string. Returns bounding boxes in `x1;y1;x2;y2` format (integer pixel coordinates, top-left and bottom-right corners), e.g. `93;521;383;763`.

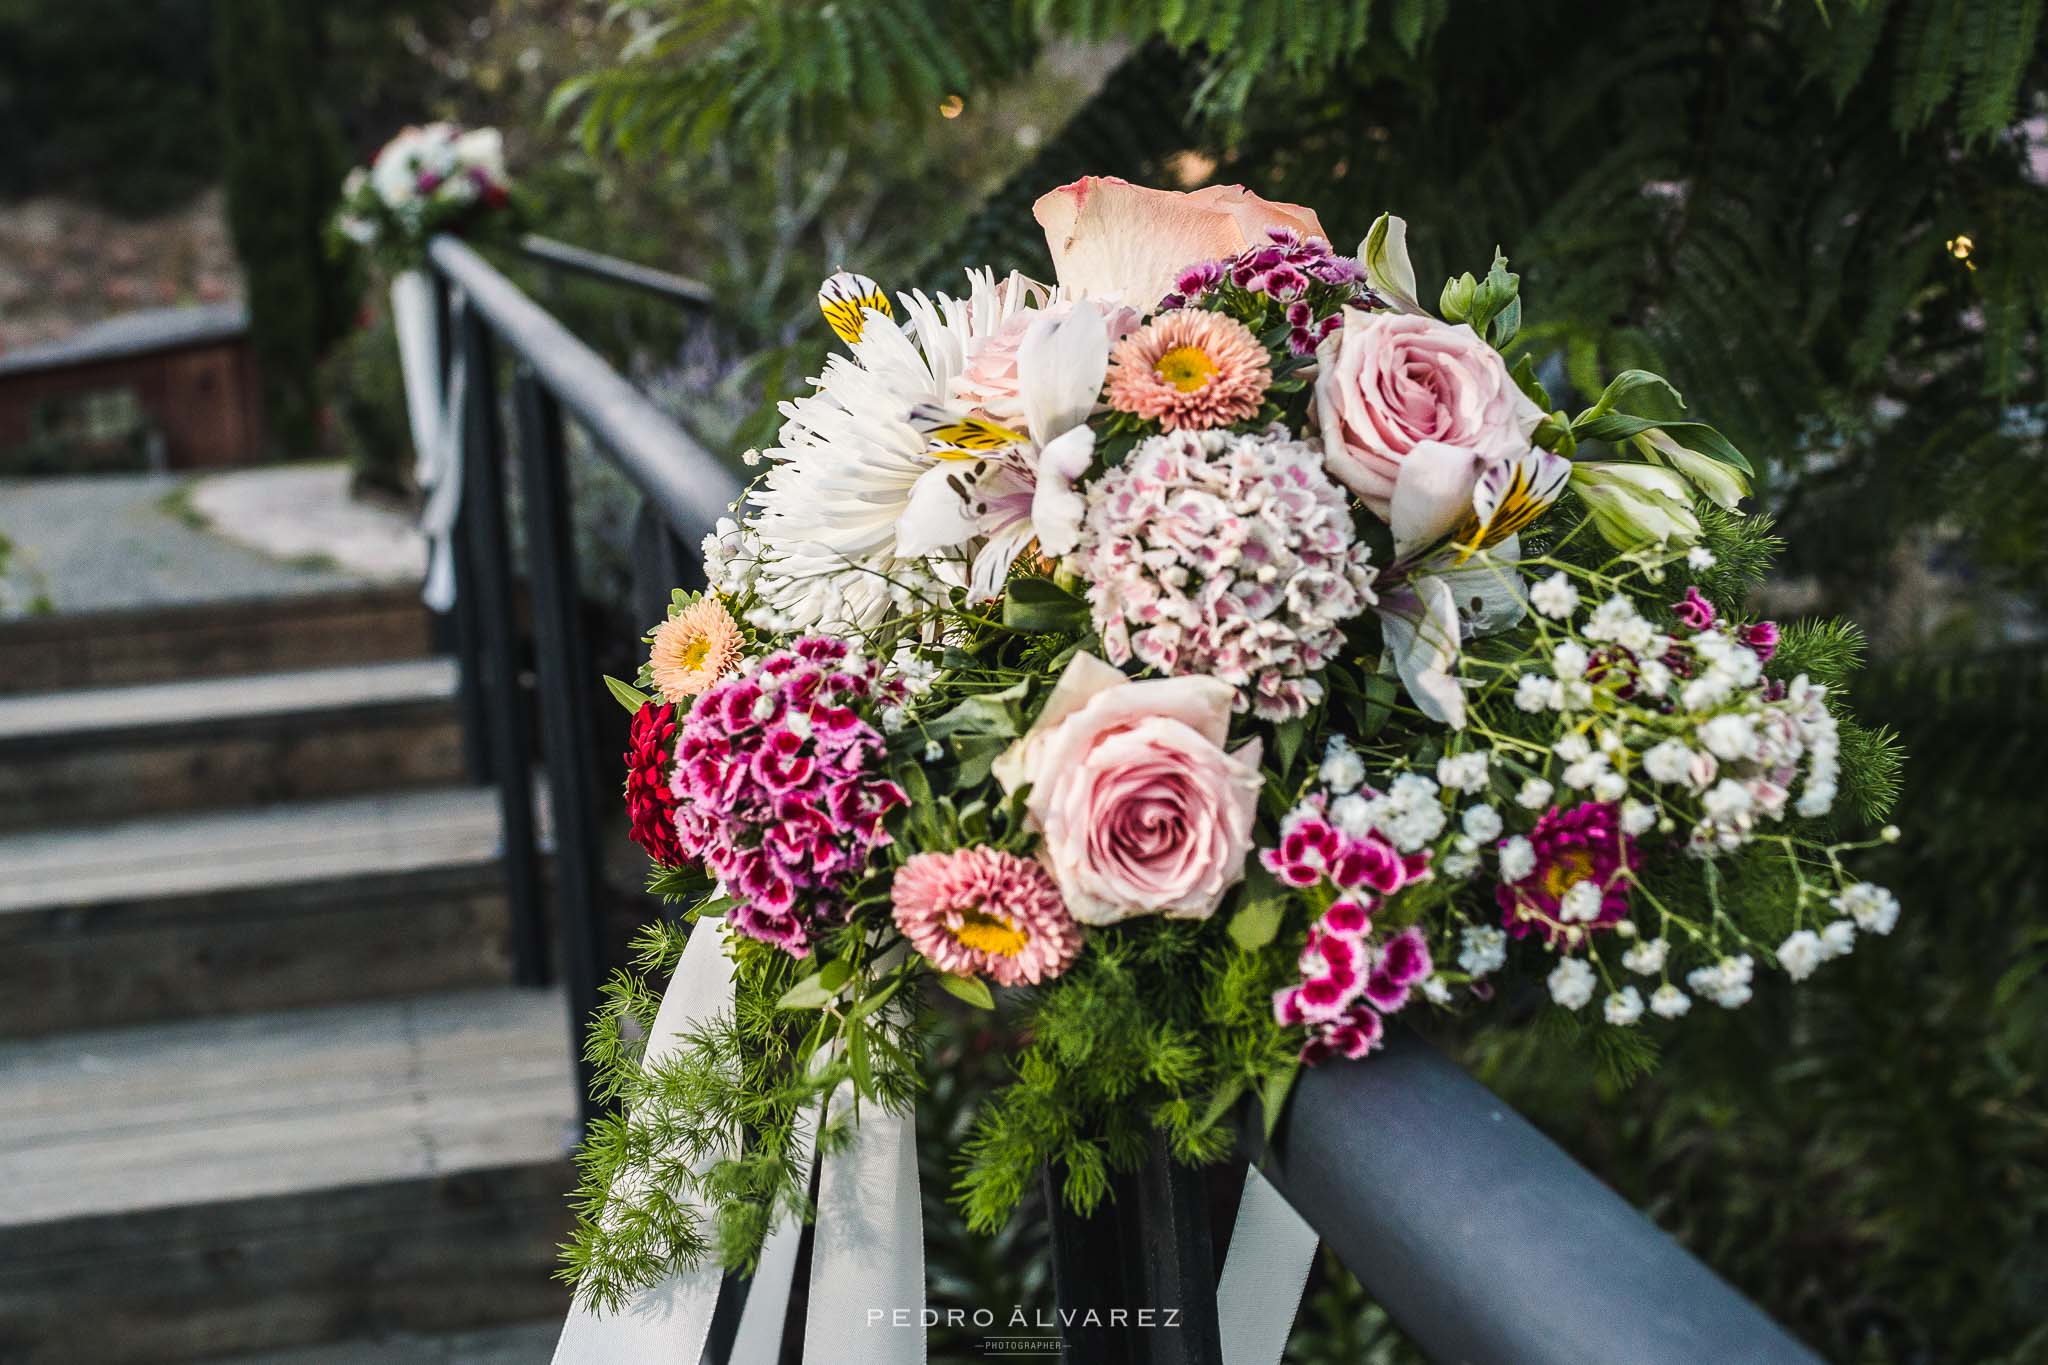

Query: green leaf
1361;670;1399;738
1228;862;1289;951
1272;713;1308;780
934;972;995;1010
777;957;854;1010
922;679;1030;741
1001;577;1091;634
604;675;653;713
844;976;904;1022
1260;1060;1300;1140
1196;1077;1247;1134
1229;898;1285;952
1508;353;1552;414
1576;369;1684;425
1572;414;1753;476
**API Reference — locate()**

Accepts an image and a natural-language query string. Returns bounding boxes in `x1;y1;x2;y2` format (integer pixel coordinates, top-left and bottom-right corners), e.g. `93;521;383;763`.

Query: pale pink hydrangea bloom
1073;427;1378;720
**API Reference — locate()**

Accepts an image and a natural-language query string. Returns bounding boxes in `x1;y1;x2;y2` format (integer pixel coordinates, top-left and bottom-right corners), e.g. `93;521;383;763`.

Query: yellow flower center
1153;345;1218;393
953;906;1028;957
1541;849;1597;900
677;635;714;672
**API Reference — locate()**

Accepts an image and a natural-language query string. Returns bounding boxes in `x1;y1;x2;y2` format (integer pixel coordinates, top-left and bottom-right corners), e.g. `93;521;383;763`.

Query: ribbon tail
389;269;444;483
724;1097;821;1364
801;1091;926;1364
416;334;466;613
1216;1166;1319;1365
551;919;738;1365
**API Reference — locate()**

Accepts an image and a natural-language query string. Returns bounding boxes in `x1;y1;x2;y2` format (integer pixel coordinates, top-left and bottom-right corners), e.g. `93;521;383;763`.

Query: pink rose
994;653;1264;925
1032;176;1326;310
1313;311;1543;519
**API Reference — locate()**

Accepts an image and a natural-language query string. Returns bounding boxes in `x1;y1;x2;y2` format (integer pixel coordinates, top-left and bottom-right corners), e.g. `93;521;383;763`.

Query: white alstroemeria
1571;461;1702;549
1373;441;1569;727
1359;212;1427;314
1635;427;1751;511
897;301;1114;599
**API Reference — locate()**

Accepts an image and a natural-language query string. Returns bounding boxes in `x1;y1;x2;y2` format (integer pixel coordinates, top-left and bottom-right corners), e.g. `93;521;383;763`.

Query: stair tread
0;787;506;914
0;987;576;1228
0;657;459;743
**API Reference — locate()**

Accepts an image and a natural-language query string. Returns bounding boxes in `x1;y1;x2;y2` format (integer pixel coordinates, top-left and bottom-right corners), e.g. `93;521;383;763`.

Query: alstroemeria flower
896;302;1119;598
1373;442;1569;728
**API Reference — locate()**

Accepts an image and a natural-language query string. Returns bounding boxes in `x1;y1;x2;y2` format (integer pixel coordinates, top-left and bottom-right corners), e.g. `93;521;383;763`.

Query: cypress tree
214;3;355;456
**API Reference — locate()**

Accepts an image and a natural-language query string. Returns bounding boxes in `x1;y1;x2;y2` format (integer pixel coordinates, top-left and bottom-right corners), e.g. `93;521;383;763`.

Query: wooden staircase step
0;660;467;830
0;988;577;1364
0;789;524;1034
0;586;438;697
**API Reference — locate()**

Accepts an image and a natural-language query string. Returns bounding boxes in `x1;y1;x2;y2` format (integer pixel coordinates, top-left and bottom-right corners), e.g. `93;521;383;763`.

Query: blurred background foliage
3;0;2043;1360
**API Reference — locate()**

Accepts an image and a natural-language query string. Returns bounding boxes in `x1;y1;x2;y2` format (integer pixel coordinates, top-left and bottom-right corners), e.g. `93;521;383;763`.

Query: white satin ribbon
552;917;740;1365
551;923;1312;1365
1217;1166;1321;1365
388;269;466;613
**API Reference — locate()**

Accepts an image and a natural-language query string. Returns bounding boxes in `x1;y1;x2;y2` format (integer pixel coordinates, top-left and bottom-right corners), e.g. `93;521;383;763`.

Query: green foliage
214;2;359;455
561;913;927;1309
953;919;1300;1233
0;0;219;215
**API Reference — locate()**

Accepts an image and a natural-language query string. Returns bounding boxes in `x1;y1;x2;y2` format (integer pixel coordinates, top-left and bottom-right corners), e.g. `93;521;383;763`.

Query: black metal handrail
416;233;1819;1365
518;233;718;310
424;233;739;1121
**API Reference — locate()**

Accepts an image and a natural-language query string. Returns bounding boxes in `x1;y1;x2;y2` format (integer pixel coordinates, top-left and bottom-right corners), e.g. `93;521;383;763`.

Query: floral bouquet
568;177;1903;1308
332;122;516;270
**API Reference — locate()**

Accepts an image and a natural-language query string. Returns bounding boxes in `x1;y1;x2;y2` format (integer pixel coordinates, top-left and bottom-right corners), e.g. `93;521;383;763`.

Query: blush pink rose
1313;310;1543;519
993;652;1264;925
1033;176;1326;310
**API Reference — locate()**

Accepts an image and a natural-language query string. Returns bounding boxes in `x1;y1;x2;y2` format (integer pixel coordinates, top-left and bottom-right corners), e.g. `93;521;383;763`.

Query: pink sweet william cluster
670;637;907;956
1265;798;1435;1062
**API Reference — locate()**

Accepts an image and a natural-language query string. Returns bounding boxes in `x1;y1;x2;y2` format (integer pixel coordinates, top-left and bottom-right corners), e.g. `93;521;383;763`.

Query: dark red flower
624;701;684;867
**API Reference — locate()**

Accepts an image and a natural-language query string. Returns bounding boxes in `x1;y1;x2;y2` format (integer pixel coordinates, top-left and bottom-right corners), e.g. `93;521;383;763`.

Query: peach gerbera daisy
648;597;744;702
1105;309;1271;431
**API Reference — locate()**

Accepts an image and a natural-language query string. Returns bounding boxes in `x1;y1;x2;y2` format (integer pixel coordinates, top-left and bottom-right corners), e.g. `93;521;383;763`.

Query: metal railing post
1124;1132;1223;1365
431;271;492;784
456;299;548;988
1045;1165;1137;1364
512;366;607;1131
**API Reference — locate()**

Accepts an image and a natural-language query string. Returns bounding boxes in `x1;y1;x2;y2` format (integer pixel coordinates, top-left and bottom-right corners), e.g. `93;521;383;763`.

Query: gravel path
0;466;422;617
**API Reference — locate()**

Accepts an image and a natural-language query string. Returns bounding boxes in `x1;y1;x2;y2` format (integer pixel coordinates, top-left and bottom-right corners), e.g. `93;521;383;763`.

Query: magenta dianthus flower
669;638;906;956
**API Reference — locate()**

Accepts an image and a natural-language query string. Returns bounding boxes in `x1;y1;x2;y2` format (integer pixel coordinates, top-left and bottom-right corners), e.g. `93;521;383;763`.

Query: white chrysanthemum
747;317;964;630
